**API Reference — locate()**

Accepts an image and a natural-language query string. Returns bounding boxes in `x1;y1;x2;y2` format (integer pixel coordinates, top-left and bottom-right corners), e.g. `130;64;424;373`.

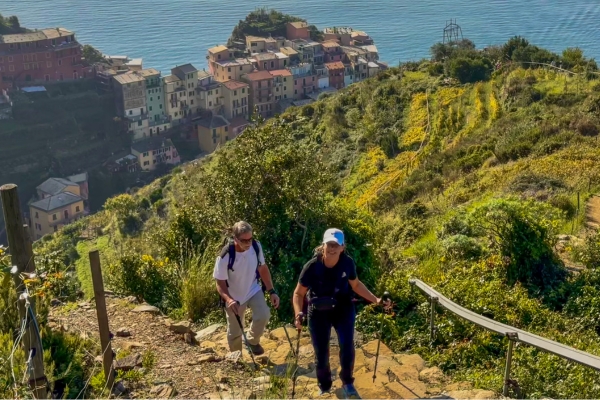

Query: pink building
286;22;310;40
241;70;274;119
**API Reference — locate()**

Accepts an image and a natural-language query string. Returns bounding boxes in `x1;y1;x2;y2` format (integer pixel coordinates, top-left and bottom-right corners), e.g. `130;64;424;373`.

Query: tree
6;16;19;30
448;57;492;83
82;44;105;64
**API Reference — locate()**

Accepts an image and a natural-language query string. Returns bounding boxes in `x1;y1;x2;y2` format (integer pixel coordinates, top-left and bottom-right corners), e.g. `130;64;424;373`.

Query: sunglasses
236;236;253;244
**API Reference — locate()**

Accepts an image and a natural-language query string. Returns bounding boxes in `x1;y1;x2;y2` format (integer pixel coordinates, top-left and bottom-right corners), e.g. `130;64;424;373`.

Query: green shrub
549;194;577;219
441;234;484;260
448;57;492;83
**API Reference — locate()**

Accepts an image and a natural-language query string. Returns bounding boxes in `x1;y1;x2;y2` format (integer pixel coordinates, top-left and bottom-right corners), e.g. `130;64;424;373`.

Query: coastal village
0;17;386;239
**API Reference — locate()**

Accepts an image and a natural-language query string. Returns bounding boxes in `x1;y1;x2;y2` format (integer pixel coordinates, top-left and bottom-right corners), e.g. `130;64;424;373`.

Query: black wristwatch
268;288;277;295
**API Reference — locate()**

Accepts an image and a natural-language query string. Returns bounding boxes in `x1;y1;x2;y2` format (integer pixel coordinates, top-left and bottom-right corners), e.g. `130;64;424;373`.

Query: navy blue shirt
299;253;357;301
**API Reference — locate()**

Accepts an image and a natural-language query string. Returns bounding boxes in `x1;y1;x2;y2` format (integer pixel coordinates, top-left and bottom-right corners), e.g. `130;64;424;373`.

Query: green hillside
4;36;600;397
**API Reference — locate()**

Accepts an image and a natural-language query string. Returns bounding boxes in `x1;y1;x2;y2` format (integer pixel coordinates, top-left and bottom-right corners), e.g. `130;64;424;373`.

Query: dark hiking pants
308;303;356;391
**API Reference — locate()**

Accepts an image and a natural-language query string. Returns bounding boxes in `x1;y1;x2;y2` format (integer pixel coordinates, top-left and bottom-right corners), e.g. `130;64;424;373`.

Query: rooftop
279;47;298;56
37;177;78;196
289;21;308;29
126;58;143;66
208;45;228;54
351;31;369;38
230;116;250;130
368;61;380;68
322;41;341;48
274;52;289;60
131;137;175;154
173;63;198;75
41;27;74;39
113;72;145;85
67;172;88;184
325;61;345;70
246;35;266;42
222;80;248;91
253;53;277;61
360;45;378;53
197;114;229;129
138;68;160;78
198;70;212;80
243;70;273;81
323;27;354;35
163;75;181;84
0;27;74;44
270;69;292;77
217;58;253;67
30;192;83;212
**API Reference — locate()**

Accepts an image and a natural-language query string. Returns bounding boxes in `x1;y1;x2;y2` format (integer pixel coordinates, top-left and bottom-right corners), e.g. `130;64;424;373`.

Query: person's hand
377;297;393;312
270;293;280;309
226;299;240;315
294;312;304;331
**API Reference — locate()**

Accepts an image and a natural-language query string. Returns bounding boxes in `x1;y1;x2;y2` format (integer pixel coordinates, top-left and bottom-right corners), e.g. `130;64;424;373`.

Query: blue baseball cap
322;228;344;245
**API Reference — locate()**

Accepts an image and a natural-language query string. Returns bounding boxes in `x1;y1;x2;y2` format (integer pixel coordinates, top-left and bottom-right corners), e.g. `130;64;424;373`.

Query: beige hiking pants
224;290;271;351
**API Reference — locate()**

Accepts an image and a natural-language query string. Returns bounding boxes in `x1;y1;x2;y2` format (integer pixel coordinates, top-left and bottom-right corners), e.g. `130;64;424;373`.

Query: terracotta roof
351;31;369;38
222;80;248;91
243;70;273;81
270;69;292;77
322;41;340;48
208;45;228;53
289;21;308;29
325;61;345;70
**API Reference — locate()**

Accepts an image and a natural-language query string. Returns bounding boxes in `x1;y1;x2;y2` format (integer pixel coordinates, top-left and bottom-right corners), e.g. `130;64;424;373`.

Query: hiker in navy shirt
292;228;389;399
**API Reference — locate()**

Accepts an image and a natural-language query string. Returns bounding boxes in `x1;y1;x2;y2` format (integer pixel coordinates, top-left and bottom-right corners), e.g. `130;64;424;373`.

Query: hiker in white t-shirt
213;221;280;354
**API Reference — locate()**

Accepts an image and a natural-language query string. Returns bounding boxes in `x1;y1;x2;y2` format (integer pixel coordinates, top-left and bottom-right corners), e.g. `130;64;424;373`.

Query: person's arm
293;283;308;316
348;278;379;304
257;264;274;291
215;279;234;303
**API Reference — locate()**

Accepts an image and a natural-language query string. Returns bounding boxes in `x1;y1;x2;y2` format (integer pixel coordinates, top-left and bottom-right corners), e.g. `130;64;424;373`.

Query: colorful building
0;27;90;90
131;137;180;171
241;70;274;119
325;61;345;89
270;69;294;101
196;71;223;115
197;114;231;153
286;22;310;40
221;80;250;120
164;63;198;125
139;68;170;136
113;72;149;141
30;177;86;240
211;58;254;83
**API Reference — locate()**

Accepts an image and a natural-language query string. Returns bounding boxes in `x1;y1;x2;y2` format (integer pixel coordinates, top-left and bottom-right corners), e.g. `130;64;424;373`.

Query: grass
74;236;111;299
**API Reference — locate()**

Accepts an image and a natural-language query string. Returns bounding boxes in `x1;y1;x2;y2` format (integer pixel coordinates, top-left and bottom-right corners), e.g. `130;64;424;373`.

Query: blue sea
2;0;600;74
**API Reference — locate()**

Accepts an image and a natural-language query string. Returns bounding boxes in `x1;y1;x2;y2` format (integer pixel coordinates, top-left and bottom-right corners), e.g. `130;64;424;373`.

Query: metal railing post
430;297;438;340
503;332;518;397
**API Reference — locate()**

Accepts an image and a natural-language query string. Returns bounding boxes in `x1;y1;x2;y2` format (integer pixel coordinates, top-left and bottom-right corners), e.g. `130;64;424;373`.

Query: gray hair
232;221;253;237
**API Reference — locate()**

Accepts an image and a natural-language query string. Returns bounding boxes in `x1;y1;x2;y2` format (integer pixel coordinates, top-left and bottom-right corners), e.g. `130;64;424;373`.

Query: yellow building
270;69;294;101
197;115;231;153
221;80;250;120
163;64;199;125
131;137;181;171
212;58;254;83
30;192;84;240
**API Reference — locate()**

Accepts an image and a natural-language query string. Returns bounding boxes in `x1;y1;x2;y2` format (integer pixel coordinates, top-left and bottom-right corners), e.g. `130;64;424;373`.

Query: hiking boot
318;386;332;396
342;384;361;399
244;341;265;355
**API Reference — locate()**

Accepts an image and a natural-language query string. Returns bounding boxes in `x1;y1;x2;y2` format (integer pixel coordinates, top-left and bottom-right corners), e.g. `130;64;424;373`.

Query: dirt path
586;195;600;229
49;296;496;399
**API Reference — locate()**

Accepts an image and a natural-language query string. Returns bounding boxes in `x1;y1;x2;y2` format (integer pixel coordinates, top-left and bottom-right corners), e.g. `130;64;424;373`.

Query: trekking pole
283;324;296;357
233;303;258;370
291;312;304;399
372;291;391;383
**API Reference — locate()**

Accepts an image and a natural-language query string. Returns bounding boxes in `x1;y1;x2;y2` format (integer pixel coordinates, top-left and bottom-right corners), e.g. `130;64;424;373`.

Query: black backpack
218;238;263;307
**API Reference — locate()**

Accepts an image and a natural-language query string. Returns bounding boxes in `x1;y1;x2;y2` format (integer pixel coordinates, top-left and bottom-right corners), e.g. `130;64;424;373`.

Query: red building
0;27;90;90
325;61;345;89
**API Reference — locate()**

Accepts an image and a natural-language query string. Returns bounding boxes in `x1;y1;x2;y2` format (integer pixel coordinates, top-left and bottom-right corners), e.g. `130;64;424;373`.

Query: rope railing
409;278;600;396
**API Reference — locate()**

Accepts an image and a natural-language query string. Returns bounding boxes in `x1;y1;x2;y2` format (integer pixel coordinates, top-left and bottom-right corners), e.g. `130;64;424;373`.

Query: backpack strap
219;239;236;288
310;254;346;298
252;239;264;289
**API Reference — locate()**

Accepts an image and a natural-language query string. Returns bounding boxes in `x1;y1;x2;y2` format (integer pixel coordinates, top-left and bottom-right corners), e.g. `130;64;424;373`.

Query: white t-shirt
213;242;265;305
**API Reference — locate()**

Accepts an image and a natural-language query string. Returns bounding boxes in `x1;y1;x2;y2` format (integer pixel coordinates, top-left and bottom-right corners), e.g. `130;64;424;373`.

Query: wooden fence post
0;184;47;399
503;332;518;397
89;250;114;391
